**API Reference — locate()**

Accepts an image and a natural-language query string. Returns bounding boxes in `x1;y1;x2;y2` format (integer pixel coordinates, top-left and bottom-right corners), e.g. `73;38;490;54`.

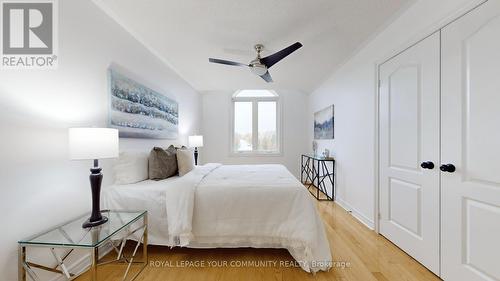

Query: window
231;90;281;155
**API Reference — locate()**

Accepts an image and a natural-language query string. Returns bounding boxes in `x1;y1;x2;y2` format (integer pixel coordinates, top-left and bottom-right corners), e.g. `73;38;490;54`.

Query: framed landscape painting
314;105;334;139
108;69;178;139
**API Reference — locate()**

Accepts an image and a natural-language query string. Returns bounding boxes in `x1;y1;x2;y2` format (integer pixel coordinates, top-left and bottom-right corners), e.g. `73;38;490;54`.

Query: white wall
201;90;308;178
308;0;484;228
0;1;200;280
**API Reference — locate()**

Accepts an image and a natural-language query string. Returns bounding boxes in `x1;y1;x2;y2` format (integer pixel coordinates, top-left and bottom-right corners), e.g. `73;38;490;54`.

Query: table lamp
69;128;119;228
188;135;203;165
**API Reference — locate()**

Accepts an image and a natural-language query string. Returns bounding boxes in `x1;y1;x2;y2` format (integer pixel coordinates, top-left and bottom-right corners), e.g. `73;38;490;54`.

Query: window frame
229;90;282;156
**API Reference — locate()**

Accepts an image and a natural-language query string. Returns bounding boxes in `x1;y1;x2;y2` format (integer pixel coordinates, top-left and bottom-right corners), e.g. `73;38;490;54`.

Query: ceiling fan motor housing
250;59;268;76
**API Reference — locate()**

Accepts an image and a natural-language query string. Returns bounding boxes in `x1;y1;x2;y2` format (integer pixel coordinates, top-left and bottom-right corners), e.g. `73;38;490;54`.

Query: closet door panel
379;31;440;275
441;0;500;280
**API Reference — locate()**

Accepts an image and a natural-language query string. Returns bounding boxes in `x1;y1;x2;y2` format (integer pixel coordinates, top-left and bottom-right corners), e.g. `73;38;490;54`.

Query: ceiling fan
208;42;303;83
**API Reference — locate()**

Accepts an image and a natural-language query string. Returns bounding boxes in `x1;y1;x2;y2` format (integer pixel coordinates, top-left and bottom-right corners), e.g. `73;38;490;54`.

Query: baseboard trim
335;197;375;230
50;243;113;281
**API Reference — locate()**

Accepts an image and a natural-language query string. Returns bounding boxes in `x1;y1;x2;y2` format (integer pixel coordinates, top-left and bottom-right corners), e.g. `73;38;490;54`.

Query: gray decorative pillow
148;145;178;180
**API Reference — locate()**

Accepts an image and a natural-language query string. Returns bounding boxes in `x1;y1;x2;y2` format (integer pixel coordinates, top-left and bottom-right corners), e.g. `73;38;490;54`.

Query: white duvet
103;164;332;273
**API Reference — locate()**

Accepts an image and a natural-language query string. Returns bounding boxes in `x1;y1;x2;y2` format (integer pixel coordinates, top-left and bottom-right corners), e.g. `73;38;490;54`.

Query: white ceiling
95;0;413;93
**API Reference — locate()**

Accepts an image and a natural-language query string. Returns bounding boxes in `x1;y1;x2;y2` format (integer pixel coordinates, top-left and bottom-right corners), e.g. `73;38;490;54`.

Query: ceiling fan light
251;63;267;76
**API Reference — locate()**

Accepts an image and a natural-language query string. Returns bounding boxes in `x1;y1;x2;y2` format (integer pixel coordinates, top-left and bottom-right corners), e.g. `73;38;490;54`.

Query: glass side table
18;210;148;281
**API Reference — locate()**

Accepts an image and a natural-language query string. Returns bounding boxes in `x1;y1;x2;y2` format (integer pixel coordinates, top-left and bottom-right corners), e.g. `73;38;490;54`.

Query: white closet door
441;0;500;280
379;32;440;274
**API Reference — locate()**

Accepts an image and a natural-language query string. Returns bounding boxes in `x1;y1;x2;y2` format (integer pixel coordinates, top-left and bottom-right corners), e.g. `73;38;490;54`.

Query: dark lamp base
83;160;107;229
82;215;108;228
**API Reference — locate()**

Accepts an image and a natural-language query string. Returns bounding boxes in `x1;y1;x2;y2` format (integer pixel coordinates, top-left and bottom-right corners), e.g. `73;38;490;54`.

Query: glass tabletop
19;210;146;248
302;154;335;161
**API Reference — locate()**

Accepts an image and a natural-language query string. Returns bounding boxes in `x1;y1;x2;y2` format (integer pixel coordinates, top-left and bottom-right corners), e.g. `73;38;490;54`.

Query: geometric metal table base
301;154;335;201
19;211;148;281
98;224;147;281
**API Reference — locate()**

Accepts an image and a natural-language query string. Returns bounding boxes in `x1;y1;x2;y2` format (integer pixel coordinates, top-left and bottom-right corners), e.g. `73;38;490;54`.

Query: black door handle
420;161;434;169
440;164;456;173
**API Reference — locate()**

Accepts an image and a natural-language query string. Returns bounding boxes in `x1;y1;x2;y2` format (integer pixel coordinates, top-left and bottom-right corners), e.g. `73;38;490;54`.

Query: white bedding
103;164;332;273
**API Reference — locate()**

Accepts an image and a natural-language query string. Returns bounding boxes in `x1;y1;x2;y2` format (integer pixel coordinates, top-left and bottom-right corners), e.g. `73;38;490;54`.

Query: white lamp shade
69;128;119;160
188;135;204;148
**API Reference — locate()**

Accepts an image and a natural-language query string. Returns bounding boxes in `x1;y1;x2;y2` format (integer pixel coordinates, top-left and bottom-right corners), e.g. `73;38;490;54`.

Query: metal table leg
143;213;148;266
18;245;26;281
300;155;304;183
50;248;71;279
91;247;98;281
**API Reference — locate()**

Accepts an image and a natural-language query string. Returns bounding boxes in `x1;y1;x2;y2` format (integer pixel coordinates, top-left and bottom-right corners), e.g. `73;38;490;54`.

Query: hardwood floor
76;201;441;281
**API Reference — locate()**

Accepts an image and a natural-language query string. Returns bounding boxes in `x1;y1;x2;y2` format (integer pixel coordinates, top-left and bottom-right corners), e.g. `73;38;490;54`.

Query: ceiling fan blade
260;71;273;83
209;58;248;67
260;42;303;68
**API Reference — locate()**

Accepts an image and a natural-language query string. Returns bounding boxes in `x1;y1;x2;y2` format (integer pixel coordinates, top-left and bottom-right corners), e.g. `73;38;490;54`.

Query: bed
103;163;332;273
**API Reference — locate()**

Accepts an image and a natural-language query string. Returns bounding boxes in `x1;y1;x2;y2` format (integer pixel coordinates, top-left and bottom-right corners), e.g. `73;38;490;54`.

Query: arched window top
233;90;278;98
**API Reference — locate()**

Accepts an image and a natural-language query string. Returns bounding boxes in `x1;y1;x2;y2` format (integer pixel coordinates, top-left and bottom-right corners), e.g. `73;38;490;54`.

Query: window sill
229;151;283;157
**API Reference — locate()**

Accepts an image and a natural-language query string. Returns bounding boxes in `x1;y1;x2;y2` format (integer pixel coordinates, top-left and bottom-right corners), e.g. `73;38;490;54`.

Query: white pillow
113;151;149;185
176;148;195;176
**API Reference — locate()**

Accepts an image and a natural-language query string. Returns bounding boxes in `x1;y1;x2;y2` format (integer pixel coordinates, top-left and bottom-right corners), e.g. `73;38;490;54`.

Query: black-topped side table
18;210;148;281
301;154;335;201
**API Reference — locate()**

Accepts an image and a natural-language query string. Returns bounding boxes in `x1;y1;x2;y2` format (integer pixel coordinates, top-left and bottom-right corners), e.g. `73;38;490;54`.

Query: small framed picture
314;105;334;139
